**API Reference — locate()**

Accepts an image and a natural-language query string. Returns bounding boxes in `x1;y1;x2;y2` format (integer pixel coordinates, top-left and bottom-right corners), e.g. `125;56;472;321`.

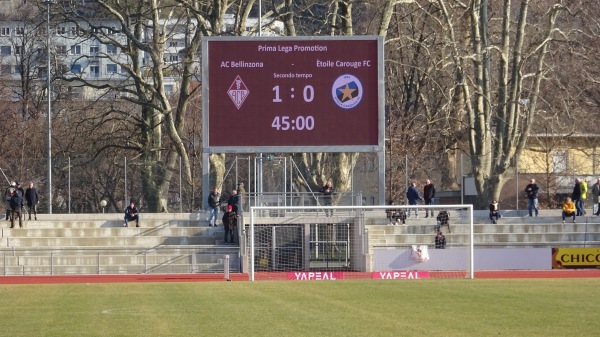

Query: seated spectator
435;231;446;249
385;202;406;225
489;199;500;224
562;197;576;224
124;201;140;227
436;210;451;233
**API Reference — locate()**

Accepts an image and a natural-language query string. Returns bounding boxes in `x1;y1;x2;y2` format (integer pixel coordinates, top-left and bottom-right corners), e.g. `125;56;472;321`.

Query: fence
2;150;598;214
0;247;239;276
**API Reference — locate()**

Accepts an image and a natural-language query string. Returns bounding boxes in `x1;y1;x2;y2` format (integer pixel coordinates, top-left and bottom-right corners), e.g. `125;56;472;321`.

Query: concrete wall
374;247;552;271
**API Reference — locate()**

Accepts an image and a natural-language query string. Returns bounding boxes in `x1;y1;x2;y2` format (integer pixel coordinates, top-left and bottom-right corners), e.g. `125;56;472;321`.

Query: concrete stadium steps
5;219;206;229
1;236;221;247
1;227;216;237
0;245;241;276
9;252;236;266
367;216;600;248
0;213;240;276
362;209;600;224
370;232;600;245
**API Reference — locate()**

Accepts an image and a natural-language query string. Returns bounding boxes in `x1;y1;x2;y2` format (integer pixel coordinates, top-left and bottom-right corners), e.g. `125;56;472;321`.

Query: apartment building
0;3;283;102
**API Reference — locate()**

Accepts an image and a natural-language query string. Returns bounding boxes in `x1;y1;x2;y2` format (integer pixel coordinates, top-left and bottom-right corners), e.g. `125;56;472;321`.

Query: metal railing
0;246;240;276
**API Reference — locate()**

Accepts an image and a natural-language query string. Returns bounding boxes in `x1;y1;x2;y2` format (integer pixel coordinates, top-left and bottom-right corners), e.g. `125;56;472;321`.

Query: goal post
246;205;473;281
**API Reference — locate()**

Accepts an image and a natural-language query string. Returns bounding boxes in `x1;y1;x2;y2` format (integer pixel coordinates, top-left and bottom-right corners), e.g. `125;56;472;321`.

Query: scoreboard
202;36;384;153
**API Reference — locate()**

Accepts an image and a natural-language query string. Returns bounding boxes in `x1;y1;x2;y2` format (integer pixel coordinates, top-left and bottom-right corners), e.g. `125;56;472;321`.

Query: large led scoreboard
201;36;385;206
202;36;384;152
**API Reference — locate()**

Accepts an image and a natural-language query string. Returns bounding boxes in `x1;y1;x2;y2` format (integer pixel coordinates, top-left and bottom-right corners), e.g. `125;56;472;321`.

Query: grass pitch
0;279;598;337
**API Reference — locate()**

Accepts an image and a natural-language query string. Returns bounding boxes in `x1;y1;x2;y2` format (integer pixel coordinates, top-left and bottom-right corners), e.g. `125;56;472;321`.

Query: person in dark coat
436;210;451;233
25;182;39;221
406;182;423;218
423;179;436;218
227;189;240;214
222;205;237;245
4;182;16;221
9;189;23;228
524;178;539;217
435;231;446;249
489;199;500;224
572;178;585;216
124;201;140;227
320;181;334;216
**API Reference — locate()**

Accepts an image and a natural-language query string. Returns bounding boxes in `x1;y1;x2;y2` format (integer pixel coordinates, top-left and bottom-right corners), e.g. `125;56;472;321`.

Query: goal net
245;205;473;281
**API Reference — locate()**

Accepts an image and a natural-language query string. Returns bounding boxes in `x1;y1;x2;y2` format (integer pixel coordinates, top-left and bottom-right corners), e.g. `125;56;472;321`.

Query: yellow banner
552;248;600;269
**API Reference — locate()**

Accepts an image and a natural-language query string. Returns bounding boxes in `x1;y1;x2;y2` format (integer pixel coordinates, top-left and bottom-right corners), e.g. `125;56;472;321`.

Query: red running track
0;270;599;284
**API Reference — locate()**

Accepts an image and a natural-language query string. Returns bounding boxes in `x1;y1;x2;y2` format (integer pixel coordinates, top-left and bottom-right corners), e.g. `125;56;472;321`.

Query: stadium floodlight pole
43;0;55;214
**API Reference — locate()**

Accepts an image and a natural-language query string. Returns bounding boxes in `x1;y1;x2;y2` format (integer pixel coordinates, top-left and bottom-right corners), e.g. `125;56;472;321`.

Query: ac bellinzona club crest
227;75;250;110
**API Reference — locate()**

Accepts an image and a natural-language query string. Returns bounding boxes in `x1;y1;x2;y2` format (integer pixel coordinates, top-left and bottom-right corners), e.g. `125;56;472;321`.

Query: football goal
245;205;473;281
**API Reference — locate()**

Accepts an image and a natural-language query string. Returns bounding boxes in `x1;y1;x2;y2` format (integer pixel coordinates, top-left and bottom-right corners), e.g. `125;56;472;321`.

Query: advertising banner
552;248;600;269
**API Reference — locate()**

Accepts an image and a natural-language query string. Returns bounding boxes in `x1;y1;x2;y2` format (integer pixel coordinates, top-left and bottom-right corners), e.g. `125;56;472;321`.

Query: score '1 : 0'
272;85;314;103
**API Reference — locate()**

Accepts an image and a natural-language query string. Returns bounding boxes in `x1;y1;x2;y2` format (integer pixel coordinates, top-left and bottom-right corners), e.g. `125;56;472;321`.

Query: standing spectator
25;182;39;221
15;182;25;218
572;178;586;216
227;189;240;214
207;187;220;227
406;182;422;218
237;182;246;212
562;197;576;223
581;179;588;212
435;231;446;249
124;201;140;227
9;189;23;228
423;179;436;218
489;199;500;224
4;182;16;221
319;181;334;216
222;205;237;245
592;178;600;216
15;182;24;198
524;178;539;217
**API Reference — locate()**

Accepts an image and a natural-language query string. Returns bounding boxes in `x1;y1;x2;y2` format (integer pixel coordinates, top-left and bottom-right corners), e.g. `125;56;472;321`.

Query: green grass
0;279;599;337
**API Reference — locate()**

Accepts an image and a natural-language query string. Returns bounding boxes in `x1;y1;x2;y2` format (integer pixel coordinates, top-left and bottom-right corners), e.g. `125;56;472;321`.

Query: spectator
385;201;398;225
435;231;446;249
124;201;140;227
489;199;500;224
524;178;539;217
423;179;436;218
207;187;220;227
581;178;588;212
319;181;334;216
24;182;39;221
406;182;423;218
222;205;237;245
386;201;407;225
228;189;240;214
572;178;586;216
15;181;24;198
562;197;576;224
9;189;23;228
237;182;246;212
592;178;600;216
436;210;451;233
4;182;16;221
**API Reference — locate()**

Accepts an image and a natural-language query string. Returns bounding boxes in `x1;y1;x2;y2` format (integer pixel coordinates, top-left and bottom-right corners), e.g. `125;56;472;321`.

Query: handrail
0;246;240;276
